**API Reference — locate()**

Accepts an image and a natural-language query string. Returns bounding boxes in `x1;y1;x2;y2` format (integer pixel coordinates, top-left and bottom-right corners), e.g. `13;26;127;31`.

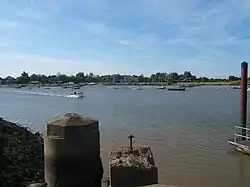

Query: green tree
228;75;239;81
183;71;192;78
168;72;179;82
30;74;39;81
4;76;16;84
57;73;69;83
47;75;58;84
39;75;48;84
138;74;144;83
69;75;77;83
75;72;85;83
16;71;30;84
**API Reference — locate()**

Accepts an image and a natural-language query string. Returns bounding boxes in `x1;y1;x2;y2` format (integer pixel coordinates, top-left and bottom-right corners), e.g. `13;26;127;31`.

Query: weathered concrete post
109;143;158;187
44;113;103;187
241;62;248;140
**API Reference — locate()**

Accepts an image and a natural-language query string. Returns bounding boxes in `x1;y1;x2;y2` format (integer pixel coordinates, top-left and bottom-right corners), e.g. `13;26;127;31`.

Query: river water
0;86;250;187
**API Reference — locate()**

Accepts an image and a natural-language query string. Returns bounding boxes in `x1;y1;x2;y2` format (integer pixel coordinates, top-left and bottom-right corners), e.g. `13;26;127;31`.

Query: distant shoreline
0;81;245;88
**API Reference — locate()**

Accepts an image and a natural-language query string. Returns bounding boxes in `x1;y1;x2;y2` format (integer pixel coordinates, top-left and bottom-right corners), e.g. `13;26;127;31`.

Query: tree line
0;71;241;85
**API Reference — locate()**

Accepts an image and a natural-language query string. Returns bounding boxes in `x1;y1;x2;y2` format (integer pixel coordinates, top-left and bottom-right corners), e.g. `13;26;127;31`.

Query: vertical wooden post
241;62;248;140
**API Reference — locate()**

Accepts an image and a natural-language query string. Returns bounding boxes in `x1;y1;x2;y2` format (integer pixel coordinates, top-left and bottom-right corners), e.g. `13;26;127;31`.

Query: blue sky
0;0;250;78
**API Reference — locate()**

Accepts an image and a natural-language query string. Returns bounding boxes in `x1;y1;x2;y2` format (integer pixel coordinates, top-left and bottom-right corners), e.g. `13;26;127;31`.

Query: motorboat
72;86;80;89
233;87;250;91
68;92;84;98
233;86;241;89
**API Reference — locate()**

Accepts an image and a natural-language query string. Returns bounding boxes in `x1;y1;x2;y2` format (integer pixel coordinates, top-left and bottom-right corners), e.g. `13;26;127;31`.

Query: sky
1;0;250;78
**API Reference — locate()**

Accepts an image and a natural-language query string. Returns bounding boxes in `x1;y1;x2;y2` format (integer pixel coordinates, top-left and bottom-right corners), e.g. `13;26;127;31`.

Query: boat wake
8;90;85;99
28;92;66;98
7;90;66;98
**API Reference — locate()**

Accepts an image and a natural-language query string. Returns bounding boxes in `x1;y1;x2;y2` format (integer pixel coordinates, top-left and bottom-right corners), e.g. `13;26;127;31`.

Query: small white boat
247;88;250;92
67;92;84;98
132;86;142;90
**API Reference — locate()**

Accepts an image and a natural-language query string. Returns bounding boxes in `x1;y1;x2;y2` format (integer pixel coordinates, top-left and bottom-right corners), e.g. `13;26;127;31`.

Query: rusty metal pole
241;62;248;140
128;135;134;152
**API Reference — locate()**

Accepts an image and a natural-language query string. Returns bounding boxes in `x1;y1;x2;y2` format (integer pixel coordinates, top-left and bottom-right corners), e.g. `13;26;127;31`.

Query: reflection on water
227;150;250;187
1;86;250;187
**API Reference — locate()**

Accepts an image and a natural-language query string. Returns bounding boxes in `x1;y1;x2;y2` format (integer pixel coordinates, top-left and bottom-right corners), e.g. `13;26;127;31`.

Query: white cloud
16;9;46;21
117;40;132;46
0;20;22;29
0;54;109;76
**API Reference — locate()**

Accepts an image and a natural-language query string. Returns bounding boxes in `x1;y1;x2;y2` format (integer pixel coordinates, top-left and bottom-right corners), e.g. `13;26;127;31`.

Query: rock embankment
0;118;44;187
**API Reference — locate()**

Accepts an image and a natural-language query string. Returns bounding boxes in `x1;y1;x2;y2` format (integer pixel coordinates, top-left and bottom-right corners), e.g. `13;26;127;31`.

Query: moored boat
233;86;241;89
168;87;186;91
14;85;22;89
72;86;80;89
233;86;250;91
157;86;166;90
132;86;142;90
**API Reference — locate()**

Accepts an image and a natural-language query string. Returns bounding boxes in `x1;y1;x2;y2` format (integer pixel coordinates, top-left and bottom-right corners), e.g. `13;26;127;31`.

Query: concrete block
44;113;103;187
109;146;158;187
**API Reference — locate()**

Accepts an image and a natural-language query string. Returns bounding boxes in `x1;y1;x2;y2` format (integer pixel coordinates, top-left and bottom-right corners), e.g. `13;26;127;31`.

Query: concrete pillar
44;113;103;187
109;146;158;187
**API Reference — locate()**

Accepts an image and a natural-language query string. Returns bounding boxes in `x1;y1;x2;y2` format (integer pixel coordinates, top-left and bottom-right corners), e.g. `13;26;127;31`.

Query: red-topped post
241;62;248;140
